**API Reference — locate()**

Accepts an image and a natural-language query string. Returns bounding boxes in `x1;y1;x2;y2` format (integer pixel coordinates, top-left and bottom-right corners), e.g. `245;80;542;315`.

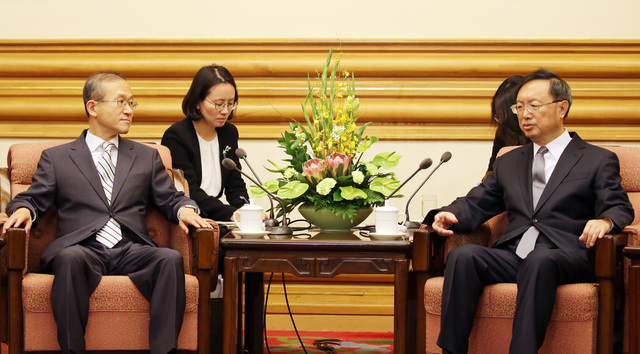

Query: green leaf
354;122;371;140
277;181;310;199
250;187;266;199
333;189;343;201
339;186;368;200
361;188;386;205
263;179;281;193
369;177;401;196
371;151;401;169
264;159;285;173
357;135;378;153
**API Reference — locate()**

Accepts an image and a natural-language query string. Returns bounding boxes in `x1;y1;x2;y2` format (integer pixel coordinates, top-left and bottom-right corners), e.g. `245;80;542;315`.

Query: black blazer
425;132;634;253
6;131;196;268
161;118;248;221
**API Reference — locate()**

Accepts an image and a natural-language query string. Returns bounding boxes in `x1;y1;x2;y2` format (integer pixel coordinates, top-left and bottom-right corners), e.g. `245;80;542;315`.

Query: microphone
235;148;278;228
385;158;433;200
404;151;452;229
222;158;293;235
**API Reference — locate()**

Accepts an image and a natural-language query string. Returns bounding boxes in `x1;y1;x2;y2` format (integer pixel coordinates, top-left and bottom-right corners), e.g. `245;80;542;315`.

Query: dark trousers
48;235;186;354
437;237;595;354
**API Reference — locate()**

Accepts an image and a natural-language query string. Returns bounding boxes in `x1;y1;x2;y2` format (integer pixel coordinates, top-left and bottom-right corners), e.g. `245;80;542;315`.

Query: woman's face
197;82;236;128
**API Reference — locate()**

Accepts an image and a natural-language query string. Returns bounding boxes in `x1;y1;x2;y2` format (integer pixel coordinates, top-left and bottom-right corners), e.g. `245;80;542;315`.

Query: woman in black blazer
162;65;249;221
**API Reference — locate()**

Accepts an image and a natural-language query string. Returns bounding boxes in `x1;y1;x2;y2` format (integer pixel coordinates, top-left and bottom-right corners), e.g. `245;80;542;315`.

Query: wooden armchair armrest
590;232;628;354
594;233;627;279
412;229;447;277
413;220;496;275
189;226;217;354
6;227;26;354
190;226;218;292
625;241;640;354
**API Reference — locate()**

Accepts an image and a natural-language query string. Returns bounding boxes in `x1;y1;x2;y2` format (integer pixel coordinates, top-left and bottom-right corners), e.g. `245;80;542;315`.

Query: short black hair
182;65;238;121
519;69;572;118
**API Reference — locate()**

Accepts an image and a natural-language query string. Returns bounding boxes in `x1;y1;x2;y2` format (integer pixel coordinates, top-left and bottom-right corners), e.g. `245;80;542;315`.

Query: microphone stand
404;151;452;229
235;148;279;228
223;158;293;235
385;158;433;200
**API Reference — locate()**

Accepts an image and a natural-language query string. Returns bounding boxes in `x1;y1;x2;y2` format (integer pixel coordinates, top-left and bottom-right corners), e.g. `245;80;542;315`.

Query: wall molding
1;39;639;141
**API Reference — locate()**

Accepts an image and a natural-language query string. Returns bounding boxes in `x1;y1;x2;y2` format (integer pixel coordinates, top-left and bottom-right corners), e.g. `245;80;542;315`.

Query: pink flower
302;158;326;184
326;152;351;178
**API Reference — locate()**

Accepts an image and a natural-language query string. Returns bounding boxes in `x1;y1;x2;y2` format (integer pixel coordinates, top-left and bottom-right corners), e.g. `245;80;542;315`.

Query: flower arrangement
252;49;402;221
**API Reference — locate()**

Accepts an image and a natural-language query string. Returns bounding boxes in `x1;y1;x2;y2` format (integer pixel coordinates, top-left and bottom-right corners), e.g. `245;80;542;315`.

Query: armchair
1;141;218;353
414;145;640;354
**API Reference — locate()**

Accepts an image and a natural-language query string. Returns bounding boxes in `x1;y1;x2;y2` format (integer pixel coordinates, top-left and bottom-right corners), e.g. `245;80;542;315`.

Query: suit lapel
68;132;109;206
517;144;535;215
535;135;585;212
111;137;135;203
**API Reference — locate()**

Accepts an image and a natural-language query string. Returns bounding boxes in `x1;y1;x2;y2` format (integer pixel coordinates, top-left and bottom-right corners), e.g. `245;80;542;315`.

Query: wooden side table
221;230;413;354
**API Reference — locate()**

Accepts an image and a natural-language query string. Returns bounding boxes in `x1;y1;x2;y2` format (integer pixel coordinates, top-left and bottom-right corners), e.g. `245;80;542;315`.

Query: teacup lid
376;199;398;212
240;199;263;211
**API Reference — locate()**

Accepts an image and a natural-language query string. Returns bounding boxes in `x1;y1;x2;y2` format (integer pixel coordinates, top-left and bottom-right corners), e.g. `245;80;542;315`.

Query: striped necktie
515;146;549;259
95;142;122;248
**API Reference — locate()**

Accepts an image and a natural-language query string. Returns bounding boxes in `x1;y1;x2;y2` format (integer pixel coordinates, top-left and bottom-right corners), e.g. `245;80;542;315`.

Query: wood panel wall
0;39;639;141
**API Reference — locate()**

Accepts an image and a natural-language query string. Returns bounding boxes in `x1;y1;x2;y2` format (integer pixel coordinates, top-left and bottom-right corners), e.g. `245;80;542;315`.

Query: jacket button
110;212;115;218
532;219;538;223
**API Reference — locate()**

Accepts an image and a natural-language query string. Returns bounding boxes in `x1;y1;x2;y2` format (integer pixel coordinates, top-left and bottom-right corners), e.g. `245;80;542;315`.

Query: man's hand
431;211;458;236
178;207;211;234
1;208;33;237
579;218;613;248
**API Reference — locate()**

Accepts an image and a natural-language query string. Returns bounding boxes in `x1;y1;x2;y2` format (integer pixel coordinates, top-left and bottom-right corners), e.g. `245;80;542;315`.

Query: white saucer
368;232;408;240
232;230;269;239
216;221;238;229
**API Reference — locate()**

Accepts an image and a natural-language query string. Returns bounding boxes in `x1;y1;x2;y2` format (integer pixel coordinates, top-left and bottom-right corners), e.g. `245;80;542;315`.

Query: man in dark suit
423;69;634;354
1;71;211;354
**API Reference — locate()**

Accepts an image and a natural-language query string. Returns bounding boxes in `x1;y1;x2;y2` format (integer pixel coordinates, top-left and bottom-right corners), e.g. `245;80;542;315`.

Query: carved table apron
221;230;414;354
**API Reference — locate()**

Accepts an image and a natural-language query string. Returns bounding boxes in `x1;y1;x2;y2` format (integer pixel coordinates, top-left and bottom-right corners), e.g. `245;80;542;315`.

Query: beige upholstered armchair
0;141;218;353
413;145;640;354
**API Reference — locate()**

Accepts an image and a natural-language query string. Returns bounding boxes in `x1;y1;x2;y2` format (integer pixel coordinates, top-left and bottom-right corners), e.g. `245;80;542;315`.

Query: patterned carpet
263;330;394;353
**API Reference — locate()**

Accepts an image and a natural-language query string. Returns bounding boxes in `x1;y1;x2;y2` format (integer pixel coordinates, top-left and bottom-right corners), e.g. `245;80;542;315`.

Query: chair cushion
424;277;598;354
22;273;198;351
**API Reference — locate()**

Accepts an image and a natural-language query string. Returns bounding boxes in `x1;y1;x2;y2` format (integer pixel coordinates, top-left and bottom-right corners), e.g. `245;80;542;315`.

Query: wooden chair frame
412;225;628;354
0;163;216;354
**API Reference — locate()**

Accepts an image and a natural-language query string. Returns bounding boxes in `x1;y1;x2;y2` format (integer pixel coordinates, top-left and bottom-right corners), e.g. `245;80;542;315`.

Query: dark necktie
515;146;549;258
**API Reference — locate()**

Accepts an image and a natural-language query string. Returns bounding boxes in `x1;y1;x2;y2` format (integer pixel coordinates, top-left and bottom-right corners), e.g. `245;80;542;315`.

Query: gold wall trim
1;39;639;141
1;122;638;142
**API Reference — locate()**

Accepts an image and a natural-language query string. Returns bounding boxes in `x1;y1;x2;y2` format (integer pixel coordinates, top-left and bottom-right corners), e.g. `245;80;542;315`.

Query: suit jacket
6;131;196;268
161;118;248;220
425;132;634;253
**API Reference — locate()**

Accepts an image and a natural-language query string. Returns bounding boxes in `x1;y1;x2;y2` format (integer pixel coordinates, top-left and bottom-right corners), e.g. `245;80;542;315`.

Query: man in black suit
1;71;211;354
423;69;634;353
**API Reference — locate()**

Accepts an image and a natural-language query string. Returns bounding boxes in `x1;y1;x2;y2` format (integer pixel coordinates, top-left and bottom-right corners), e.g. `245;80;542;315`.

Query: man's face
87;78;134;141
516;80;568;146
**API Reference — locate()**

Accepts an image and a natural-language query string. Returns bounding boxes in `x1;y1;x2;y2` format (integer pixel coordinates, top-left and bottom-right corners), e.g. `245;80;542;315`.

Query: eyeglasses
510;100;564;114
98;98;139;110
204;99;237;112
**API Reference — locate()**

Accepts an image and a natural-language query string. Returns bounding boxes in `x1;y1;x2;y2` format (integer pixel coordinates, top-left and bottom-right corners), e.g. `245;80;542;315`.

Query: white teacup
233;201;264;233
374;200;407;235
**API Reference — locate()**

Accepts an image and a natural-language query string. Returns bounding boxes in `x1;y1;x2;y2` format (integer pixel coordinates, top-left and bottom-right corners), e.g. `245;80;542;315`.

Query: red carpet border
264;330;394;353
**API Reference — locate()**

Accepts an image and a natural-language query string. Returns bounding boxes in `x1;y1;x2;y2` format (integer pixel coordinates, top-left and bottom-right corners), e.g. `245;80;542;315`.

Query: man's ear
559;100;569;119
86;100;98;118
